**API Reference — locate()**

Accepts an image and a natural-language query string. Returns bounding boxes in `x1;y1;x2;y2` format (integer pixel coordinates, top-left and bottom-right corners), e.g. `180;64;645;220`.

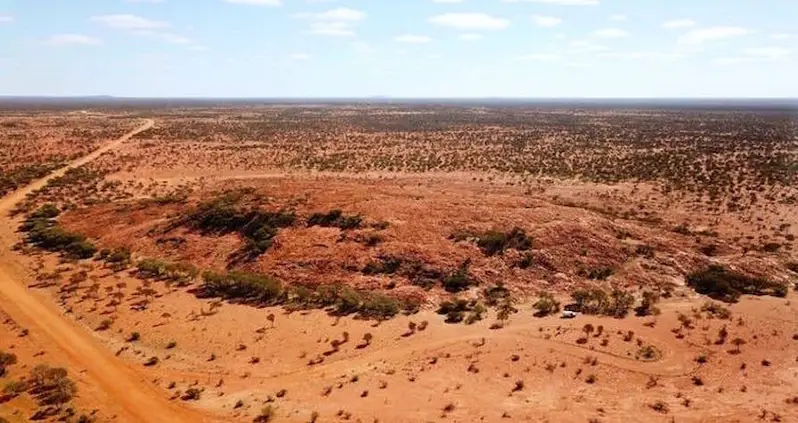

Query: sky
0;0;796;98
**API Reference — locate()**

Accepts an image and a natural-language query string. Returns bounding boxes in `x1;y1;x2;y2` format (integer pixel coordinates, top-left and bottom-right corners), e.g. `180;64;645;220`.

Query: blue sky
0;0;796;97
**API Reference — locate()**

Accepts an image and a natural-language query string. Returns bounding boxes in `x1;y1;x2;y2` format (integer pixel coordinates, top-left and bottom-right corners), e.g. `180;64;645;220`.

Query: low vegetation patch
136;258;199;286
686;265;787;303
363;255;476;292
3;364;77;409
197;271;414;320
19;204;97;259
165;194;295;260
452;227;532;256
533;291;561;317
570;288;634;318
0;163;63;197
437;298;486;324
307;209;362;230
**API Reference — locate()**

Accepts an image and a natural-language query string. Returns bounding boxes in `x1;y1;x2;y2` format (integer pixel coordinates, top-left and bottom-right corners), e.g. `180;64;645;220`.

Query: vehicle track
0;119;214;423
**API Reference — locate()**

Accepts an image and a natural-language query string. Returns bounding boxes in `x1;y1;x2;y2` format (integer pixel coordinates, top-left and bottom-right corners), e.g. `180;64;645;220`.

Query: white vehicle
561;310;578;319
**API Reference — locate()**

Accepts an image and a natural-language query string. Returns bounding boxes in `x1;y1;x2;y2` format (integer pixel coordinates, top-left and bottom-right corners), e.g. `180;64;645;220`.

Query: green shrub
533;291;561;317
169;196;295;259
483;284;511;307
334;287;363;315
137;258;168;278
437;298;483;324
362;255;403;275
700;301;732;319
19;207;96;259
570;288;634;317
307;209;362;230
201;271;284;304
475;227;532;256
687;265;786;303
359;293;401;319
0;351;17;377
635;290;661;316
442;260;475;293
105;247;131;264
607;289;635;318
3;379;29;396
579;267;615;281
571;288;610;314
137;259;198;286
30;203;60;219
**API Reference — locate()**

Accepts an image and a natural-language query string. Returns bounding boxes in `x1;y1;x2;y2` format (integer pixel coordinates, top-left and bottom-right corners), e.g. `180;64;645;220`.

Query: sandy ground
0;120;215;422
1;110;796;423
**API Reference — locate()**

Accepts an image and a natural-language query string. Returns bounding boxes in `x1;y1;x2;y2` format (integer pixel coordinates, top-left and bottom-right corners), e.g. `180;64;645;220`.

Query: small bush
649;400;669;413
182;388;201;401
700;301;732;319
570;288;609;315
635;290;661;316
475;227;532;256
30;203;60;219
443;259;476;293
3;379;29;396
0;351;17;377
359;293;401;319
307;209;362;230
254;405;276;422
579;267;615;281
533;291;561;317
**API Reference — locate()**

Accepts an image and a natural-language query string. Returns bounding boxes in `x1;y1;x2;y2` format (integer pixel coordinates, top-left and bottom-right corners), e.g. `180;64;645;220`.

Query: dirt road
0;119;212;422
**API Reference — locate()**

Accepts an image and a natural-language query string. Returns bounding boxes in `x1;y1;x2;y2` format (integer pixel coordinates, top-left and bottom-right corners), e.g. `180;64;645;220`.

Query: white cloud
610;14;627;22
662;19;696;29
458;33;484;41
290;52;310;60
308;21;355;36
90;14;169;30
770;33;796;40
745;47;791;60
568;39;607;52
626;51;684;61
351;41;375;54
298;7;365;37
501;0;598;5
395;34;432;44
224;0;281;5
712;57;746;65
678;26;751;44
429;13;510;30
90;14;198;48
44;34;102;46
159;33;192;44
531;15;562;27
313;7;365;21
517;53;560;61
592;28;628;38
0;15;14;23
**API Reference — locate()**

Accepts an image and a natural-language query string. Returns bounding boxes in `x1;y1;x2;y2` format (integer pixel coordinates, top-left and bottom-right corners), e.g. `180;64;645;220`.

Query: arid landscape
1;100;797;423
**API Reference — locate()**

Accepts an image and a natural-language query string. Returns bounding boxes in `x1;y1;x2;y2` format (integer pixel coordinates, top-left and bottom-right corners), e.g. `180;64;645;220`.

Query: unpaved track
0;119;212;422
